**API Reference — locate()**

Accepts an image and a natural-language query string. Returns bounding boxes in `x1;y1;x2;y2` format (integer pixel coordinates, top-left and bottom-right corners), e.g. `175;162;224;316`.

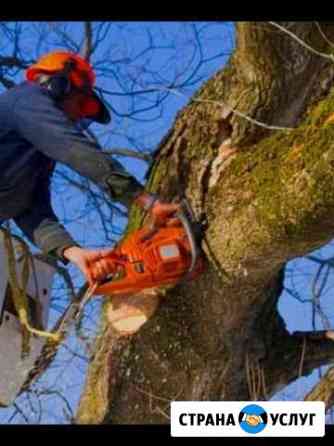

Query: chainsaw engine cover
95;222;203;296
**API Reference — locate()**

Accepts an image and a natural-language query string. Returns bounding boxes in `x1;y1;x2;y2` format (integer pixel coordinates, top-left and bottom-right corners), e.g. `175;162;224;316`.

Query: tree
75;22;334;424
0;20;233;423
1;20;334;425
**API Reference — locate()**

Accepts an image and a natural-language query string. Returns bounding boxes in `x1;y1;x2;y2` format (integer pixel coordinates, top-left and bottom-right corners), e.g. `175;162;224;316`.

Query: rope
0;227;61;358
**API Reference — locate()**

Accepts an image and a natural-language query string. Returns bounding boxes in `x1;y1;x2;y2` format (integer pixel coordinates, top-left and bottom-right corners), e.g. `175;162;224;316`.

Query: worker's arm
13;170;120;283
13;168;79;262
12;84;144;207
12;85;179;280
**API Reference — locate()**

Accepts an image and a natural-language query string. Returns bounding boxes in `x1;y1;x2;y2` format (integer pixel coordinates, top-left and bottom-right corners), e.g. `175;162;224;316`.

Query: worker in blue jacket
0;51;177;285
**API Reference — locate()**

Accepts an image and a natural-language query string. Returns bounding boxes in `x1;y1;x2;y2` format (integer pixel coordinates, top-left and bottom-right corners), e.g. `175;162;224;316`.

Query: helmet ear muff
40;60;76;99
46;74;71;99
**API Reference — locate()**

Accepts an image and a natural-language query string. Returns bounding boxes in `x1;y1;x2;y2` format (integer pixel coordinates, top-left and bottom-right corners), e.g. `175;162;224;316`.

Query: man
0;51;177;286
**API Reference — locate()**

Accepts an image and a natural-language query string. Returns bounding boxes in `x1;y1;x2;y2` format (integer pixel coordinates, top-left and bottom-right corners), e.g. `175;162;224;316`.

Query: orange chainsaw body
95;217;204;296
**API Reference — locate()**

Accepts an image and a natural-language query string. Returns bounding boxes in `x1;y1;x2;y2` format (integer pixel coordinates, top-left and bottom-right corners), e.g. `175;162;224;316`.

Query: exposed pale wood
107;291;160;336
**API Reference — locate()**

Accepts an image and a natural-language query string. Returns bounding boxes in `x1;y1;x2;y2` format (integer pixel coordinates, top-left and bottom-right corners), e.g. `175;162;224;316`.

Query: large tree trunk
76;22;334;424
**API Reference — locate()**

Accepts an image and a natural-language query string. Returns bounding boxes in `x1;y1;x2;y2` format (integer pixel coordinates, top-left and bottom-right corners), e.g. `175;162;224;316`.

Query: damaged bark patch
209;143;238;189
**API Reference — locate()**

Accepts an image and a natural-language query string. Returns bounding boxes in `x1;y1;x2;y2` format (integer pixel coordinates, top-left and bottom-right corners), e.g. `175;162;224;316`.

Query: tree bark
76;22;334;424
306;365;334;410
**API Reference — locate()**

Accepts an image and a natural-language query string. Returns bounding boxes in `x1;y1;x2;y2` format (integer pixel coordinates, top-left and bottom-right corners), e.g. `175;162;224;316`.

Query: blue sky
0;21;333;424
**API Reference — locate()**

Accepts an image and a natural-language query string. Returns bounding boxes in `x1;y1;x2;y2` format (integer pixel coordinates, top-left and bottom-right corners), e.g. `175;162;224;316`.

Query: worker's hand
149;199;180;228
62;246;115;286
134;192;180;227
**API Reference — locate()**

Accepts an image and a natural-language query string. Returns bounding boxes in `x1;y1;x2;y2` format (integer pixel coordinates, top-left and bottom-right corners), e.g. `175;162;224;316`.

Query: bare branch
11;402;29;423
262;330;334;398
54;170;128;218
37;389;74;421
311;263;331;330
315;22;334;49
48;23;80;53
101;148;152;162
158;86;294;131
0;55;32;69
307;254;334;268
293;330;334;342
83;126;152;161
34;253;76;301
284;286;312;303
0;75;16;89
268;21;334;63
81;22;93;61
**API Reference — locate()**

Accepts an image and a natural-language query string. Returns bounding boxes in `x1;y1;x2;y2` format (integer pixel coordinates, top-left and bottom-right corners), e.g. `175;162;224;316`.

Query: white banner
170;401;325;437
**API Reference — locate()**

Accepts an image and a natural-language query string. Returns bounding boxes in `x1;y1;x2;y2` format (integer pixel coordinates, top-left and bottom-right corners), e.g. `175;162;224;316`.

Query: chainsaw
94;198;205;296
57;199;205;336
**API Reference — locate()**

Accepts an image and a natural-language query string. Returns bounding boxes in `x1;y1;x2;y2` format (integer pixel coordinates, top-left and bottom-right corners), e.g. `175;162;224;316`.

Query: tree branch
159;86;294;131
0;55;32;69
262;330;334;398
83;126;152;162
0;75;16;89
54;170;128;218
101;148;152;162
268;21;334;63
199;86;334;276
48;23;80;52
81;22;93;61
305;366;334;410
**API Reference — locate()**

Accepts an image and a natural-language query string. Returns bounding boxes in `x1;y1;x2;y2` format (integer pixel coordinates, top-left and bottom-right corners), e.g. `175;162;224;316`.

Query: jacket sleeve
12;86;144;207
13;170;79;263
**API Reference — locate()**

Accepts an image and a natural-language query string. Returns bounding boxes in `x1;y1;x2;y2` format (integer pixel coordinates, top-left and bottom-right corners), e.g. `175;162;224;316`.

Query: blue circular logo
238;404;268;434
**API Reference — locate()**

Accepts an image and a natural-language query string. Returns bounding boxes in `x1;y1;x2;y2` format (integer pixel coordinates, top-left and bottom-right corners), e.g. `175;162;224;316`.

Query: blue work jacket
0;81;143;260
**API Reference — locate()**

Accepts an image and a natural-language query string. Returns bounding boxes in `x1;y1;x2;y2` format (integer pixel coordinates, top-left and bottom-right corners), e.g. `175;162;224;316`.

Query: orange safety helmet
26;51;111;124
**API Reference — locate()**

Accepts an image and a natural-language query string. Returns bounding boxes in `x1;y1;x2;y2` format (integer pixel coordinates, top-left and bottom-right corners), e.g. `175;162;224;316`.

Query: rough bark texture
306;365;334;410
76;22;334;424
